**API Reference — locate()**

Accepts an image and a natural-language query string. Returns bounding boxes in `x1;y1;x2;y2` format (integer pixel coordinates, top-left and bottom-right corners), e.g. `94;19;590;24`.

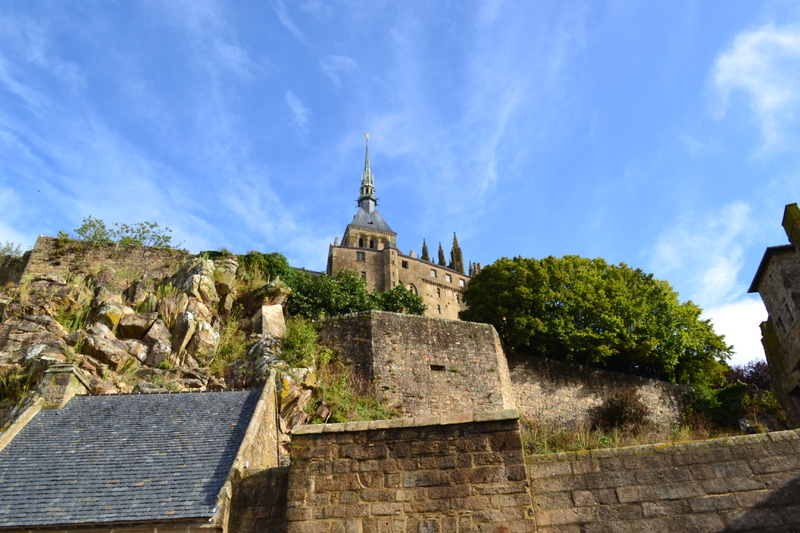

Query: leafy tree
0;242;22;258
461;255;731;387
238;251;294;283
65;216;176;248
286;269;425;320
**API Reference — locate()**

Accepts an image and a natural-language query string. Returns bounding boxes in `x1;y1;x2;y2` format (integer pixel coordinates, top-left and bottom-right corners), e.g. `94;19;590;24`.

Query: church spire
359;133;376;202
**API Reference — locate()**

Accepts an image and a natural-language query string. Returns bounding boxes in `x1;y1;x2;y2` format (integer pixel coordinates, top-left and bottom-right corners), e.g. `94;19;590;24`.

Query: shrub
592;389;652;432
281;318;320;368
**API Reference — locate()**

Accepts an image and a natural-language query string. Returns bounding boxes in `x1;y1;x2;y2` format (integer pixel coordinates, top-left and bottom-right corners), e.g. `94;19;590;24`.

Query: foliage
66;216;176;248
591;389;652;432
281;318;321;367
421;239;430;261
723;360;771;391
685;380;787;432
0;241;22;258
210;305;248;375
307;359;397;423
286;269;425;320
437;242;446;266
0;367;38;405
237;251;294;285
461;255;731;387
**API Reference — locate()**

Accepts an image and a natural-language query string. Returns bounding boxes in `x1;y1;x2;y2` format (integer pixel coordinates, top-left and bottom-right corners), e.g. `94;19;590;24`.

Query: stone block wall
508;354;692;429
528;429;800;532
286;410;536;532
21;236;191;281
319;311;515;417
230;466;290;533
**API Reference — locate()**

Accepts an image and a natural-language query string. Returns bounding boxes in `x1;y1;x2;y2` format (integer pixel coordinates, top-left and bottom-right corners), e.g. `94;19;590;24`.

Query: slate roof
350;206;394;233
0;389;261;528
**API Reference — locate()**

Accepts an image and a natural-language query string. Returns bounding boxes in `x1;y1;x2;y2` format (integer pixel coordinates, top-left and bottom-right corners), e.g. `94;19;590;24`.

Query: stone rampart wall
21;236;191;281
528;429;800;532
287;410;536;532
0;253;30;287
319;310;515;417
508;353;693;429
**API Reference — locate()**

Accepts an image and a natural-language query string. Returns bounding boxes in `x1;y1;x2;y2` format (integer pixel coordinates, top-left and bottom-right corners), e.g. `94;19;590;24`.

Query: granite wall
286;411;536;532
319;311;515;417
508;354;693;429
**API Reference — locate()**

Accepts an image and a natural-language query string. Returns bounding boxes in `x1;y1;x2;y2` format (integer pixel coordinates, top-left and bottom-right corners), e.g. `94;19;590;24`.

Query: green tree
0;242;22;258
460;255;731;387
238;251;294;283
67;216;176;248
287;269;425;319
437;242;446;266
421;239;430;261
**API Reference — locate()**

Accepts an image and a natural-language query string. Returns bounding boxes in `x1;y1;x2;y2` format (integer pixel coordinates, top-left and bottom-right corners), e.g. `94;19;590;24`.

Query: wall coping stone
292;409;519;435
323;308;489;325
526;428;800;464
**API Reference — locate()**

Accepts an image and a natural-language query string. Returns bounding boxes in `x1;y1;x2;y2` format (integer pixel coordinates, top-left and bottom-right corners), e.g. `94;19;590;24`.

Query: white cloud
301;0;332;22
703;299;767;366
286;91;311;133
650;202;764;361
320;55;357;86
273;0;309;45
712;22;800;152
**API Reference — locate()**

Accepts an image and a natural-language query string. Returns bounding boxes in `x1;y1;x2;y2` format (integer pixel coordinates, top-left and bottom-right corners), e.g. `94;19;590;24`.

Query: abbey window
356;252;366;261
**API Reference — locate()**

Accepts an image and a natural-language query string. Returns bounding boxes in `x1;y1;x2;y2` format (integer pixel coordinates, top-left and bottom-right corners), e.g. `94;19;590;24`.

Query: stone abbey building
326;136;475;320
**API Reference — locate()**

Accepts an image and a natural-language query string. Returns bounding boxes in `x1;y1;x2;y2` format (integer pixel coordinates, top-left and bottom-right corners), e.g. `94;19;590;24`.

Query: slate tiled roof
0;389;261;528
350;207;394;233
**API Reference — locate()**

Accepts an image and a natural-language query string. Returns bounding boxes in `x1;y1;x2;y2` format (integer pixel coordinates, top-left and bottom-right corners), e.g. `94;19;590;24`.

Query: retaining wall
287;410;536;532
319;311;515;417
508;354;693;429
528;429;800;532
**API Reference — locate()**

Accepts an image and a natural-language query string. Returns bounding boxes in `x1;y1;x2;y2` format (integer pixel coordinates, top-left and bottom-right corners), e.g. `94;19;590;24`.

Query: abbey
326;135;476;320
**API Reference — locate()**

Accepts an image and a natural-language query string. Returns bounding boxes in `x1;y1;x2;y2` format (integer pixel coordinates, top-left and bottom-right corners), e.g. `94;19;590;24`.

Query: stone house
749;202;800;426
326;136;475;320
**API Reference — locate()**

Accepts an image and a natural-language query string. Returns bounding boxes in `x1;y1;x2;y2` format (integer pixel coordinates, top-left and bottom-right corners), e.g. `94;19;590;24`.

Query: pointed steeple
359;133;376;208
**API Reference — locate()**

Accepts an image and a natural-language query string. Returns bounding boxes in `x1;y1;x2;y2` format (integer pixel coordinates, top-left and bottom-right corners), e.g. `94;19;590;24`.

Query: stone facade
319;311;515;417
749;203;800;427
528;428;800;532
508;354;692;429
286;410;535;532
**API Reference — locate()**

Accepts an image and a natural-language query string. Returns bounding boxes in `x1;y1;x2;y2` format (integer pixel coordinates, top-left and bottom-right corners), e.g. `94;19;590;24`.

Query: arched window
358;237;364;248
369;239;375;249
408;284;418;295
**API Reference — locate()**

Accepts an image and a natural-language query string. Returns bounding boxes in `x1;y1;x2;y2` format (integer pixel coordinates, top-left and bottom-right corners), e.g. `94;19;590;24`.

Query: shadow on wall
723;474;800;531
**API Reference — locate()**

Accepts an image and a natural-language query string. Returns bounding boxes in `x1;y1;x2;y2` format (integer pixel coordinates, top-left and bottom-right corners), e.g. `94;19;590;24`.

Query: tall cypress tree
421;239;430;261
437;242;446;266
450;233;464;273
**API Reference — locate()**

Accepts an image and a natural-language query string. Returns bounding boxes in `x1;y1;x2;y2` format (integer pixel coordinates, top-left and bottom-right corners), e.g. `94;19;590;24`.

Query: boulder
0;317;66;363
253;304;286;337
117;313;158;339
32;274;66;284
247;335;284;378
123;281;148;306
88;378;116;394
143;319;170;345
146;340;171;367
20;315;68;337
82;335;132;371
187;298;212;323
92;301;133;331
171;259;217;303
186;320;219;365
133;380;167;393
123;339;149;363
219;293;235;316
213;258;238;296
86;322;114;339
171;311;197;356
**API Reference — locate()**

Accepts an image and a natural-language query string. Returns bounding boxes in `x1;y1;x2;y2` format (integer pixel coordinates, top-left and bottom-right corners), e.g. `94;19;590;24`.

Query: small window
430;269;437;278
459;279;465;288
361;271;367;279
402;261;409;269
358;238;364;247
436;288;441;298
408;284;418;295
456;294;460;303
369;239;375;249
437;305;441;314
356;251;366;261
446;274;452;283
430;364;446;372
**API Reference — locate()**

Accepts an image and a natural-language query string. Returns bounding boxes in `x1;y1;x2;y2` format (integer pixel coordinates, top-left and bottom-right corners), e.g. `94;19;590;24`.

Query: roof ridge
78;387;259;397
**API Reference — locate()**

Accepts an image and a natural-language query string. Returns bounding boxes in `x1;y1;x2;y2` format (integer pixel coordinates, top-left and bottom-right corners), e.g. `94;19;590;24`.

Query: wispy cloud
712;21;800;153
273;0;309;45
286;91;311;133
301;0;332;22
649;202;766;363
320;55;357;86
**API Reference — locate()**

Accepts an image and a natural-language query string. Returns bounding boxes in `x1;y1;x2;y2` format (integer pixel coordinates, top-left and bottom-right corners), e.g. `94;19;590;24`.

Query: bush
281;318;319;368
0;242;22;259
592;389;652;432
65;216;177;248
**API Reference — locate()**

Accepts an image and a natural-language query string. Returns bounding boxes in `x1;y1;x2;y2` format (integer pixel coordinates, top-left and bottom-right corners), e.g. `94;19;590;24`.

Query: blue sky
2;1;800;366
